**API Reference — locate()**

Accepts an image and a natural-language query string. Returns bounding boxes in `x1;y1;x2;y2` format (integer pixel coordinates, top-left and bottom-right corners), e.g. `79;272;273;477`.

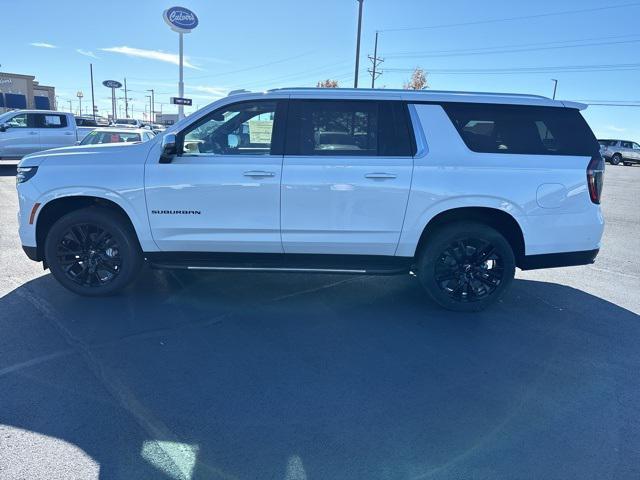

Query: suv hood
18;141;154;168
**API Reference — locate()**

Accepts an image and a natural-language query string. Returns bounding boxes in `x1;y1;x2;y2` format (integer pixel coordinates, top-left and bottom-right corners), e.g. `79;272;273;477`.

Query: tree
316;79;339;88
403;68;428;90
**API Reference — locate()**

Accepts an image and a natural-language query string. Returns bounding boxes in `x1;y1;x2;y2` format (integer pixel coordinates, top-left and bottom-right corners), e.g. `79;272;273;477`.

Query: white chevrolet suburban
16;88;605;311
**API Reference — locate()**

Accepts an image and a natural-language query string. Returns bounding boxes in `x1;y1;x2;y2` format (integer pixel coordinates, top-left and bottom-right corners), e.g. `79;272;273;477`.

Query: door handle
64;132;74;135
243;170;275;178
28;131;38;135
365;172;397;179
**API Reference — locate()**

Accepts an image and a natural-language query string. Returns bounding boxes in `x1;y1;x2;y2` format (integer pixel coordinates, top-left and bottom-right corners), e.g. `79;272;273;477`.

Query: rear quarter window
443;103;599;156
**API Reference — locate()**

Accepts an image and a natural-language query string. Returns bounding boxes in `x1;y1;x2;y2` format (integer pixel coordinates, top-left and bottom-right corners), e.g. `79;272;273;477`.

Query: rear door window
36;114;68;128
443;103;599;156
285;100;413;157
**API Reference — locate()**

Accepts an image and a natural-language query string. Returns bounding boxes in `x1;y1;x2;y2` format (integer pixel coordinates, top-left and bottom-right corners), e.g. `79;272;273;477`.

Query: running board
145;252;412;275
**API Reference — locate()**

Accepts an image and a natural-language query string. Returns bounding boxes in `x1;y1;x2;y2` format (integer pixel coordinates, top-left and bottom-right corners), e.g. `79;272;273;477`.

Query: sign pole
111;87;116;121
178;32;184;120
163;6;198;119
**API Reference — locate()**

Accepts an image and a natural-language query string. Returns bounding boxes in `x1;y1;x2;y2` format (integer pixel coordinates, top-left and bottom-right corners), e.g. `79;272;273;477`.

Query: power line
385;33;640;56
384;62;640;75
380;1;640;32
385;36;640;59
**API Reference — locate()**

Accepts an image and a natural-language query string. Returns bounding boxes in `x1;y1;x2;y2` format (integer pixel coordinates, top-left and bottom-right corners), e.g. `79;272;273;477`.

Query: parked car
112;118;144;128
74;116;101;141
598;139;640;166
79;128;155;145
0;110;84;162
15;88;604;311
149;123;167;134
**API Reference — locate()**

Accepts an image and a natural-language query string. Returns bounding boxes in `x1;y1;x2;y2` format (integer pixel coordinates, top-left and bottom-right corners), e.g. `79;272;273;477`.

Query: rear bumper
519;248;599;270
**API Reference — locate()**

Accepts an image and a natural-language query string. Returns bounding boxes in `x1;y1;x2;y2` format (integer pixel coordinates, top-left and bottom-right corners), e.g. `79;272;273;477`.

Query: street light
145;95;152;123
76;91;84;116
146;89;155;123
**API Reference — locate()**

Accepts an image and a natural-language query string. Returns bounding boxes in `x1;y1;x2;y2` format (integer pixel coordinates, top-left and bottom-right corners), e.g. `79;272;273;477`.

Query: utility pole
354;0;364;88
68;99;73;113
90;63;96;121
146;95;152;124
76;91;83;117
146;89;155;123
551;79;558;99
124;78;130;118
368;30;383;88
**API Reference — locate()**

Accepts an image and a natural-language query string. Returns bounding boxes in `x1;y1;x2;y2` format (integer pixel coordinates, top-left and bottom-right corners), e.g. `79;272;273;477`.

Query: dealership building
0;71;56;113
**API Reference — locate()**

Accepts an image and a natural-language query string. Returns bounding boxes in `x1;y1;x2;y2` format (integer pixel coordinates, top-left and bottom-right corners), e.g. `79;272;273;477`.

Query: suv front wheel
417;222;516;312
611;153;622;165
44;207;142;296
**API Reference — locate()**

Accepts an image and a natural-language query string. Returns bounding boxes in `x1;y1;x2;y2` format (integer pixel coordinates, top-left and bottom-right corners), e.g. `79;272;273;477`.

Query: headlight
16;167;38;185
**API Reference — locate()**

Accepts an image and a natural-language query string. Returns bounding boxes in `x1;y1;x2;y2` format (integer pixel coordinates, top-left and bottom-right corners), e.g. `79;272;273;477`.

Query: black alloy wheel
433;238;504;303
56;223;122;287
417;222;516;312
45;207;142;296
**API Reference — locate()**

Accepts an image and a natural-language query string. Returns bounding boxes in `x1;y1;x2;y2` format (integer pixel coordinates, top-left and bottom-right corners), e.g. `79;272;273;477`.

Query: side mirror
75;140;81;145
0;123;7;132
159;133;177;164
227;134;240;149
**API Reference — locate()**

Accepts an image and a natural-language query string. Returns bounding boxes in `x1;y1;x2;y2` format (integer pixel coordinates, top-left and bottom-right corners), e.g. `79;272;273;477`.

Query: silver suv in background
598;139;640;166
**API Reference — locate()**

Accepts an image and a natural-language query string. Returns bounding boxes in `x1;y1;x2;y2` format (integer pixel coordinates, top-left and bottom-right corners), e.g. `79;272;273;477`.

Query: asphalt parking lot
0;164;639;480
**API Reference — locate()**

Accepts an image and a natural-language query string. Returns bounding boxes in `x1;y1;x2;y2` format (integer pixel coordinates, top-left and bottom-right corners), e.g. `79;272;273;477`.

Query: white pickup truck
0;110;95;162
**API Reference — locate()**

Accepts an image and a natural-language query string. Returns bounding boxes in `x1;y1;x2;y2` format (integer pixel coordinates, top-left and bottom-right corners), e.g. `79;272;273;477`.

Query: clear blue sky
2;0;639;139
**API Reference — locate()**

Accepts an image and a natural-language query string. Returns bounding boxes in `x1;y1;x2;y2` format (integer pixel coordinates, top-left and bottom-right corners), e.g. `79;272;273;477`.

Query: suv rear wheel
611;153;622;165
44;207;142;296
417;222;515;312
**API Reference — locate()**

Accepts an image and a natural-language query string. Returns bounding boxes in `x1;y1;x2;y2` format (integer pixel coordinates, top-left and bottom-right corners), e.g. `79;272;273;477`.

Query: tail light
587;155;605;204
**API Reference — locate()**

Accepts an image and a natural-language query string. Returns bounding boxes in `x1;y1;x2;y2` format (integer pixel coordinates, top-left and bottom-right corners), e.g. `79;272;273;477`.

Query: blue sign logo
102;80;122;89
163;6;198;33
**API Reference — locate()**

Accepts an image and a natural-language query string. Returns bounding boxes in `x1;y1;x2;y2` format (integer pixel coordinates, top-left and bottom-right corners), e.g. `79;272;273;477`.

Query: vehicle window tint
633;143;640;150
285;100;413;156
6;113;28;128
443;103;599;156
181;101;278;156
38;114;67;128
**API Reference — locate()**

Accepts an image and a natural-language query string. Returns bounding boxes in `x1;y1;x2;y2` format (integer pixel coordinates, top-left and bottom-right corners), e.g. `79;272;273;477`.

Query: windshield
80;131;142;145
115;119;137;125
0;111;18;123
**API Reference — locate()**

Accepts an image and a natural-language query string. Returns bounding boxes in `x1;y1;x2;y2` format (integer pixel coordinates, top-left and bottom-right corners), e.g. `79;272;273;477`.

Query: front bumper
22;245;40;262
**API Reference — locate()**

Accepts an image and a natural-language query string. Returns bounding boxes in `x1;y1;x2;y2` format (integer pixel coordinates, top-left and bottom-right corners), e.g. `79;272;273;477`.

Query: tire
44;207;142;296
416;222;516;312
611;154;622;166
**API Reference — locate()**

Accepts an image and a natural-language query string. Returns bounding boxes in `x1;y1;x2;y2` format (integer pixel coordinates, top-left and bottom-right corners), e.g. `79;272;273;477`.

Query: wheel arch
414;206;526;266
34;195;141;262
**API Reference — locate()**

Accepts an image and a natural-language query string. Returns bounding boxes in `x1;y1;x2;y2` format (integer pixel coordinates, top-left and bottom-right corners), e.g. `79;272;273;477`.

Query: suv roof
230;87;585;109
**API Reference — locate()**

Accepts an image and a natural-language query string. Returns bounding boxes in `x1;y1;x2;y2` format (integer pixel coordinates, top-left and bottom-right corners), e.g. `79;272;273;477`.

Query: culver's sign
163;6;198;33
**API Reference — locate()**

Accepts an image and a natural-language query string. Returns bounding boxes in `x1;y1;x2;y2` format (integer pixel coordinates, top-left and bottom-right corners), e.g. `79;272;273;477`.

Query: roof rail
267;87;549;100
227;89;251;96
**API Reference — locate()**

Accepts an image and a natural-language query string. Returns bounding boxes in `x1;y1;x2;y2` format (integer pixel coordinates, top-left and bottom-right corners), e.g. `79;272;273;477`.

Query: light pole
354;0;364;88
146;89;155;123
551;79;558;99
146;95;152;123
90;63;96;121
77;91;84;116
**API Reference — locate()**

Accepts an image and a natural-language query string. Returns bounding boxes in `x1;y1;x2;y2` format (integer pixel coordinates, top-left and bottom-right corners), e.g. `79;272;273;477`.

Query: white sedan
79;128;155;146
